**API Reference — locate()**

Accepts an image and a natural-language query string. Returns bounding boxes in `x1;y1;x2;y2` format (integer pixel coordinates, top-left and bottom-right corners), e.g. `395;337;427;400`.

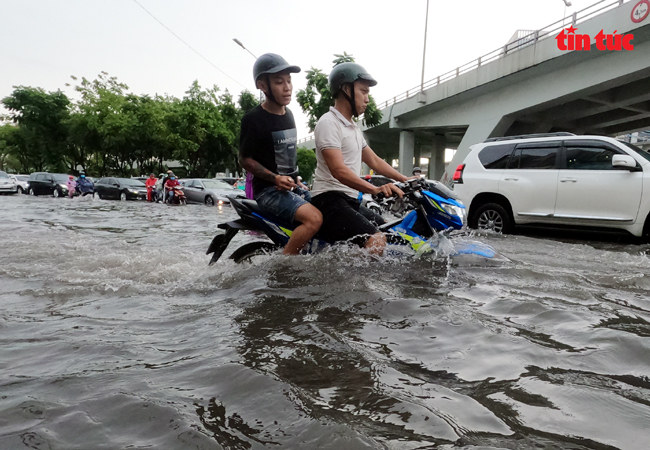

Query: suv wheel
471;203;513;234
52;188;60;198
120;192;127;201
29;188;35;196
205;196;214;206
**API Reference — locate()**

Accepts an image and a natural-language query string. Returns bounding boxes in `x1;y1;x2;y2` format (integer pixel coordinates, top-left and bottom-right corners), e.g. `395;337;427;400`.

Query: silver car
10;174;30;194
0;171;17;194
182;178;245;206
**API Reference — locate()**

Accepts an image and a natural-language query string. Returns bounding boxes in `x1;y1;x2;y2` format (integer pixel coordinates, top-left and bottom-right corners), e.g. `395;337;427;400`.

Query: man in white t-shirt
311;62;409;255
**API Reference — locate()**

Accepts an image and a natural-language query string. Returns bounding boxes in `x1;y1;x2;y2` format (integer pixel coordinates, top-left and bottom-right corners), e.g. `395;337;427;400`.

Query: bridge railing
376;0;628;110
297;0;628;145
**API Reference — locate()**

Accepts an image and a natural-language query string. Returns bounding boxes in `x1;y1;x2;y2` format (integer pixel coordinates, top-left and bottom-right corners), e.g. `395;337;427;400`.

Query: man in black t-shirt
239;53;322;255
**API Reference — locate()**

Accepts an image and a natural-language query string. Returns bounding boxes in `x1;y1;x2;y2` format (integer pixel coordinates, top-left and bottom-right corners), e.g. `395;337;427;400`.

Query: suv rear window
508;147;558;169
478;144;515;169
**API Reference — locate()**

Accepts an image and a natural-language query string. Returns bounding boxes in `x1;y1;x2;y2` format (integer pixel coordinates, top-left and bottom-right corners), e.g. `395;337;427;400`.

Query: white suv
453;133;650;238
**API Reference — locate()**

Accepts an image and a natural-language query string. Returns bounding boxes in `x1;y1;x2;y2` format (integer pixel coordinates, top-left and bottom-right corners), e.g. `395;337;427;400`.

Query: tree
166;81;239;177
0;124;22;172
296;52;383;132
2;86;71;173
296;147;317;183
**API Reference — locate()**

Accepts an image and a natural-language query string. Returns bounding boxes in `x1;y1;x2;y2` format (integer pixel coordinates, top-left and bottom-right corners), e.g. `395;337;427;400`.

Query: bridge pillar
443;117;513;183
429;134;446;180
398;130;415;176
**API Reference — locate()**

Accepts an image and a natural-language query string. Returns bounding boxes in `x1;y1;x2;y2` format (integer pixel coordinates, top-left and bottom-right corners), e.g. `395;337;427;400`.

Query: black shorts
311;191;379;246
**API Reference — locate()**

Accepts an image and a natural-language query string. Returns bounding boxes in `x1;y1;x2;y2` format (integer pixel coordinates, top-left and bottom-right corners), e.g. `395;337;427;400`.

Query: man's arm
239;155;295;191
321;148;402;197
362;146;409;183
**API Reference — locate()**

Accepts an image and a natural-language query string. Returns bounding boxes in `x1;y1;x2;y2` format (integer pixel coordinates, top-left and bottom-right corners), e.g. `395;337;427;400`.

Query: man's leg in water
283;203;322;255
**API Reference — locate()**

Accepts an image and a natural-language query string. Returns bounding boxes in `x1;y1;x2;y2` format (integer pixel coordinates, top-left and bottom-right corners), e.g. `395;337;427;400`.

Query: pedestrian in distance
238;53;322;255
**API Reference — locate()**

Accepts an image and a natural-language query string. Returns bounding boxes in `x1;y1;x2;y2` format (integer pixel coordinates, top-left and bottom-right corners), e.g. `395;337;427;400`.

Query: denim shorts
255;187;312;224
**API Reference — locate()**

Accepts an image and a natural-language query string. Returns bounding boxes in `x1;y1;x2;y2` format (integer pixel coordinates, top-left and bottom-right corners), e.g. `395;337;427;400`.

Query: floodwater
1;193;650;450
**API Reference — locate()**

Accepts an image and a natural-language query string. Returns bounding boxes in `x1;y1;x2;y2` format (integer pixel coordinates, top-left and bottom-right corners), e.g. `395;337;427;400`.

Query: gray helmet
412;166;422;174
253;53;301;84
328;62;377;95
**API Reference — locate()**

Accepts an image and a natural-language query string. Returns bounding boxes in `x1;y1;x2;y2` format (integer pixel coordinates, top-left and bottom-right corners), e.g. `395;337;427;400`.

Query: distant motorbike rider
66;175;77;198
164;173;181;203
76;173;94;196
310;62;408;255
145;173;158;202
160;170;173;203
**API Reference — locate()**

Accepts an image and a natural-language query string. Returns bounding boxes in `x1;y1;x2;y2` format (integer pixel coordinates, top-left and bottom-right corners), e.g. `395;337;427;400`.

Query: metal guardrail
377;0;628;110
297;0;628;144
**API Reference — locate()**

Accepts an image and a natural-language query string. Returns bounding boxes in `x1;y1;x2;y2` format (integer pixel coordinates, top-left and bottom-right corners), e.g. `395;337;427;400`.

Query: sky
1;0;602;138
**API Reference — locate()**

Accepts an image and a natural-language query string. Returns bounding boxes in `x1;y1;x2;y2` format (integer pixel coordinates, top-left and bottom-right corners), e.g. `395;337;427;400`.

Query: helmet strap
263;74;282;107
341;83;358;118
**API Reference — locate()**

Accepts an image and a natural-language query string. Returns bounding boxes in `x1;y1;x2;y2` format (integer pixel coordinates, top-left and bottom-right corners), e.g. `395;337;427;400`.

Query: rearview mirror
612;155;640;171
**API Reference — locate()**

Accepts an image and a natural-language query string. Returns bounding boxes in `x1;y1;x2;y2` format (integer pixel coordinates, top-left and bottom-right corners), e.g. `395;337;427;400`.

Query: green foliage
2;86;70;173
0;124;22;172
1;72;256;177
296;147;317;183
296;53;383;133
238;90;259;114
332;52;355;66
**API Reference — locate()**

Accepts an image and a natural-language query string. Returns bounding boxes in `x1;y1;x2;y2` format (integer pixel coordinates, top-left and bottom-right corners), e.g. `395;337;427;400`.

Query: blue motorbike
206;179;496;264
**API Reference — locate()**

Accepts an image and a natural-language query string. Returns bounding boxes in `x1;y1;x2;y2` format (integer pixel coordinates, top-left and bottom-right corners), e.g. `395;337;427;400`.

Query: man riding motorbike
76;173;94;196
145;173;158;202
164;173;181;204
310;62;409;255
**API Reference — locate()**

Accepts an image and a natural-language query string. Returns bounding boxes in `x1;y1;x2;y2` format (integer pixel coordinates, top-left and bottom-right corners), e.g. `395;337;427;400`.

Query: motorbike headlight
443;203;466;221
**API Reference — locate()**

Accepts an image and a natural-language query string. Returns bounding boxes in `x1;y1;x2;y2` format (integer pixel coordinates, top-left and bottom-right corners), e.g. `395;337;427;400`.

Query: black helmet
328;62;377;96
328;62;377;117
253;53;301;84
412;166;422;175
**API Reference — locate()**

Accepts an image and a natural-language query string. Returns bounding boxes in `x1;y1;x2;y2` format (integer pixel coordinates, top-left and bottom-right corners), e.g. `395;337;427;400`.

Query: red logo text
555;26;634;51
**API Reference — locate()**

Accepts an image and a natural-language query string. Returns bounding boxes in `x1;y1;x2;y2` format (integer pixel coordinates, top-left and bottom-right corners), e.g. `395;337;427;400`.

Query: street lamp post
233;38;262;102
233;38;257;59
562;0;572;26
421;0;430;92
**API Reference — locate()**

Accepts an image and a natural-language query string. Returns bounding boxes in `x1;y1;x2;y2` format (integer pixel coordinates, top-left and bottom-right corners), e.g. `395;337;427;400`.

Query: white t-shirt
312;107;367;199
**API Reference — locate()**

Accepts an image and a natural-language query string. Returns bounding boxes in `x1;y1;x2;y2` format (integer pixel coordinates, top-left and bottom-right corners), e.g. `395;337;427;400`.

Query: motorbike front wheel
229;242;279;264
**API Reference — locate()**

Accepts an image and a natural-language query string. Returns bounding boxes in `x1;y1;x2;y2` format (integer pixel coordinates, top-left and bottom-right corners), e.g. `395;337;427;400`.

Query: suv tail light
453;164;465;184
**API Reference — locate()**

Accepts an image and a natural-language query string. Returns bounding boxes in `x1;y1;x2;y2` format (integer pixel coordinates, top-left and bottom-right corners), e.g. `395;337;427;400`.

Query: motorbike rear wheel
230;241;279;264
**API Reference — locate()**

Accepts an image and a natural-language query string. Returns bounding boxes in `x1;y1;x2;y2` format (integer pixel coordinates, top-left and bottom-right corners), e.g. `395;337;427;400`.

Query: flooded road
1;194;650;450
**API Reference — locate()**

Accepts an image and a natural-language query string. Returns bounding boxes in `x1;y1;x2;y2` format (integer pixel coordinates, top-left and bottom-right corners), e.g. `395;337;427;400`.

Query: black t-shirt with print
239;105;298;197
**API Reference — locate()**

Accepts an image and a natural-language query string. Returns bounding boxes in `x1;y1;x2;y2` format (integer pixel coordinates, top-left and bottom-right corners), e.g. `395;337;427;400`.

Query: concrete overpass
300;0;650;182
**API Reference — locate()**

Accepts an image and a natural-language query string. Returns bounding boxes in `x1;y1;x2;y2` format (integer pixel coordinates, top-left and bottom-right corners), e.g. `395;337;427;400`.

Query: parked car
27;172;71;197
453;132;650;238
0;171;18;194
214;177;239;186
94;177;147;201
183;178;245;206
10;174;30;194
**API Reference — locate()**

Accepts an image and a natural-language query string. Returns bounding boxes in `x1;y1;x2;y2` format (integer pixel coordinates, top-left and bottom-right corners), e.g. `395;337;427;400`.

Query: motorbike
206;179;497;264
146;185;159;202
167;186;187;205
359;193;383;216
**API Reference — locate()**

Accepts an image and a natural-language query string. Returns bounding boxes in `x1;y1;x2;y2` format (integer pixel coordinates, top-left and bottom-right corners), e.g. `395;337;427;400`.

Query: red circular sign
631;0;650;23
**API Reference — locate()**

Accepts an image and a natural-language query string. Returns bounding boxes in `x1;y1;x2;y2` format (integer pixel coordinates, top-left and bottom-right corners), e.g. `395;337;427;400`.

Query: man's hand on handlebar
275;175;296;191
373;183;404;199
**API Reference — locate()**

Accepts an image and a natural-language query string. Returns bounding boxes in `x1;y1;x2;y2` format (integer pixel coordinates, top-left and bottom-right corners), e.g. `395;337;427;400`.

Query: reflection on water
1;194;650;450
